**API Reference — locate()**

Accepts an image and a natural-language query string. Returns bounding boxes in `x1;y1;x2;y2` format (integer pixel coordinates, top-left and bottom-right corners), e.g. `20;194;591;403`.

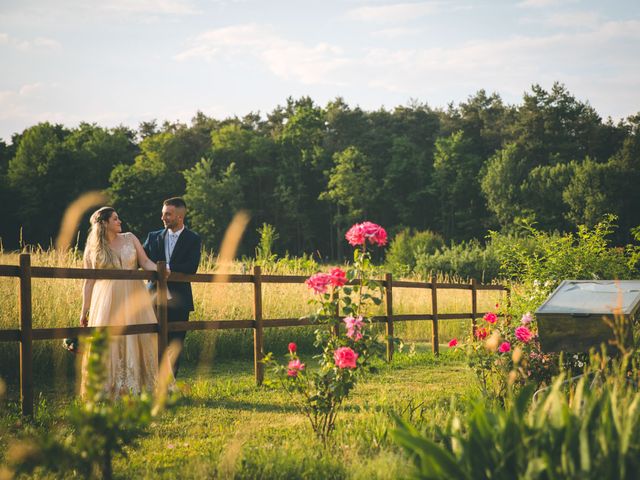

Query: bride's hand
80;312;88;327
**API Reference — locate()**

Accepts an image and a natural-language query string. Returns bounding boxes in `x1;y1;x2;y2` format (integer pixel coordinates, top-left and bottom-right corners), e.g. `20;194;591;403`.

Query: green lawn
1;346;477;479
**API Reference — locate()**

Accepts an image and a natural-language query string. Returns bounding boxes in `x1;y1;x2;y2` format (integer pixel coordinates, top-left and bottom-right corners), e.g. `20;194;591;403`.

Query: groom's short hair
163;197;187;210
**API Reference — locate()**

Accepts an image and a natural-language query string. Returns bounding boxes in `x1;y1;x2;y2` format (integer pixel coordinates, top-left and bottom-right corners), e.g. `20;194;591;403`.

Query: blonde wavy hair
84;206;121;269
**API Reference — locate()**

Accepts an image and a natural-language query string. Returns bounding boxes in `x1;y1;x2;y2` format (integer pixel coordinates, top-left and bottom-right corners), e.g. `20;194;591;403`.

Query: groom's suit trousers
167;301;189;376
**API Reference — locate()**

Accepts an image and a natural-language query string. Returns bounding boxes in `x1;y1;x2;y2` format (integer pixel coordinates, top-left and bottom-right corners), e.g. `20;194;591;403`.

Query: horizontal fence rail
0;253;508;415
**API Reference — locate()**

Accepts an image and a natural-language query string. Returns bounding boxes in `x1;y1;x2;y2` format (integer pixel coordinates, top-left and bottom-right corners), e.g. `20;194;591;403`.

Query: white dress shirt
164;226;184;270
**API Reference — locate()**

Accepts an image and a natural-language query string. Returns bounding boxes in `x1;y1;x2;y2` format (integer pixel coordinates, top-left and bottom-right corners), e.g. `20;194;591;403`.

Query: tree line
1;82;638;259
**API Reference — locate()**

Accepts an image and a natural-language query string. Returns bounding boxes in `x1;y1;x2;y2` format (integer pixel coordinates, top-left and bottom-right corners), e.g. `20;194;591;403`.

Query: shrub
450;307;557;404
386;229;444;277
414;239;500;283
242;222;319;275
492;214;638;284
490;214;640;318
255;222;279;266
265;221;388;444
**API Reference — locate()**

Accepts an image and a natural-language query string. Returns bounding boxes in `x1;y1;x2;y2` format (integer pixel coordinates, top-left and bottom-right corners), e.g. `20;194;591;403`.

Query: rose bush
265;221;388;443
452;305;557;402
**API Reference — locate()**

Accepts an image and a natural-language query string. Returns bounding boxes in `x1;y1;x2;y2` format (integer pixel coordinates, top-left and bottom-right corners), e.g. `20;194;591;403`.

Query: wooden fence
0;253;508;416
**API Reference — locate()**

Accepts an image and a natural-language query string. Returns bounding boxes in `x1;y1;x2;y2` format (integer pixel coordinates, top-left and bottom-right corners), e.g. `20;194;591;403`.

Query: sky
1;0;639;142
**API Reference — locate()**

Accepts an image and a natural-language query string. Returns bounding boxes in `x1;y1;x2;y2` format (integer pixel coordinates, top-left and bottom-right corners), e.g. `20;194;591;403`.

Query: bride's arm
80;251;96;327
131;233;158;272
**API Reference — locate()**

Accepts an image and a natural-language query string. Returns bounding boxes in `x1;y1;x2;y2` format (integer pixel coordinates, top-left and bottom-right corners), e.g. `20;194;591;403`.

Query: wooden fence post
19;253;33;416
471;278;478;338
505;285;512;324
156;261;168;364
253;265;264;385
430;276;439;356
385;273;394;362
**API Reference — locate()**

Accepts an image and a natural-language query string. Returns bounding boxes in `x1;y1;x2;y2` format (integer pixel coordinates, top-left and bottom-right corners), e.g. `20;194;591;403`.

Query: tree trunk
102;449;112;480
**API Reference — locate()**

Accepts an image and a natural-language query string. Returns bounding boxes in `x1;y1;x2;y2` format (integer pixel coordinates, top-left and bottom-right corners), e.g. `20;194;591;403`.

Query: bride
79;206;160;397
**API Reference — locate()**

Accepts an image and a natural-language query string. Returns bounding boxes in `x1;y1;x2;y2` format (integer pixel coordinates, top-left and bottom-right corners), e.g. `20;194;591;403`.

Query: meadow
0;248;503;477
0;241;512;478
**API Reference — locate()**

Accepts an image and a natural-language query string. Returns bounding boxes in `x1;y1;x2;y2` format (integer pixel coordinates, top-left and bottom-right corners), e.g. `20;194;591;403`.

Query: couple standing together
79;197;201;397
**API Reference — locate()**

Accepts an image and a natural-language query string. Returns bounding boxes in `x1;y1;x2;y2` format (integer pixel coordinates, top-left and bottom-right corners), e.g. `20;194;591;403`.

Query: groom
144;197;201;377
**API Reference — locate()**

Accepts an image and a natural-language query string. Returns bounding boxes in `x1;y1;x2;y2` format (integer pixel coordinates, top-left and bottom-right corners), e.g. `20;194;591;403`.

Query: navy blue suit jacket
143;227;201;312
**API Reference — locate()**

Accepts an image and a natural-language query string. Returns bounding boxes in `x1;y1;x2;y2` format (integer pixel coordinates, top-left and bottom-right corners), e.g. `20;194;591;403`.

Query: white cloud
517;0;578;8
100;0;199;15
175;24;268;59
32;37;62;49
0;83;47;122
345;2;440;23
18;83;44;96
0;82;128;137
0;0;198;26
0;33;61;51
371;27;422;38
357;19;640;112
0;83;65;129
543;11;601;29
176;24;350;85
174;19;640;114
0;91;14;106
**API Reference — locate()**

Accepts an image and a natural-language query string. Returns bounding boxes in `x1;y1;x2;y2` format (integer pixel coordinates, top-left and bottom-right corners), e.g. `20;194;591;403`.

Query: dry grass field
0;248;504;382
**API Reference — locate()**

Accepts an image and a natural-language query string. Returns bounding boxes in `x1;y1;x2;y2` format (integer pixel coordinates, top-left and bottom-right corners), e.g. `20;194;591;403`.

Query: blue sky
1;0;639;142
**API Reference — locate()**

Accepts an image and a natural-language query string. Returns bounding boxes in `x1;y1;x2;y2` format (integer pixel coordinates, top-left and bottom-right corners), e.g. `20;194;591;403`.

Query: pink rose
345;222;387;247
360;221;387;246
329;267;347;287
305;273;333;294
287;359;305;377
498;342;511;353
344;316;365;341
345;224;366;246
515;326;533;343
448;338;458;347
521;312;533;325
483;312;497;324
288;342;297;354
334;347;358;369
475;327;488;340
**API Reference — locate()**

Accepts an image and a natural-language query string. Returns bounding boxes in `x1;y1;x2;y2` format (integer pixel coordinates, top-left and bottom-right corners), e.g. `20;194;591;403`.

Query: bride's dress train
80;232;158;397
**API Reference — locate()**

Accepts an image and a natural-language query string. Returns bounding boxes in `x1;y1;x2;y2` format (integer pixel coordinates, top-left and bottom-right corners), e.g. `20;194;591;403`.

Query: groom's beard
164;221;183;232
